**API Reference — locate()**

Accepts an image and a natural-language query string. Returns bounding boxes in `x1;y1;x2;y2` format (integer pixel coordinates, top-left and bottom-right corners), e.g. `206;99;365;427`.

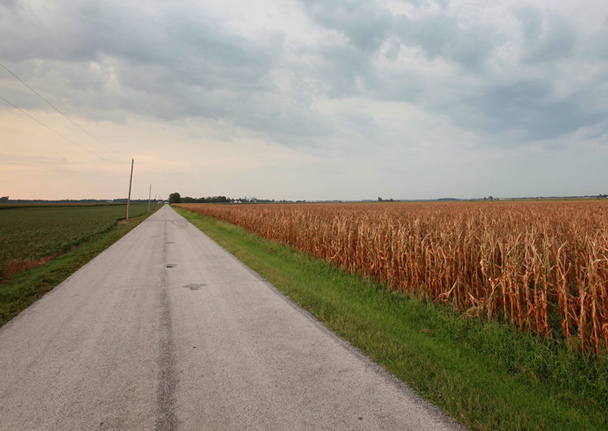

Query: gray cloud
515;8;578;64
1;0;607;149
515;5;543;43
300;1;497;72
299;0;392;52
293;0;606;146
0;0;17;11
392;13;496;72
1;1;334;140
476;81;603;141
307;44;377;97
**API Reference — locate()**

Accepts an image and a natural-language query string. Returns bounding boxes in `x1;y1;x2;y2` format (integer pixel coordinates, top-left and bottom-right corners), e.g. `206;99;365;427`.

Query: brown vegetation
0;257;53;282
178;201;608;354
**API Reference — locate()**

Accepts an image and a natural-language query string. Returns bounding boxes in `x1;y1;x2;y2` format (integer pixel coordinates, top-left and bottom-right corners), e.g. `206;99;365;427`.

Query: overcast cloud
1;0;607;200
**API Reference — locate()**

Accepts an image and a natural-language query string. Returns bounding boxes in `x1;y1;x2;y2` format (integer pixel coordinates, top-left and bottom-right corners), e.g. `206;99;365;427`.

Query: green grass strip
177;207;608;431
0;212;152;327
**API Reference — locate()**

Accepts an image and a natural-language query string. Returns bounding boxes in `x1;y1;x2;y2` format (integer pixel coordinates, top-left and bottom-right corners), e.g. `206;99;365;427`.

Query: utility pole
148;184;152;211
126;158;134;221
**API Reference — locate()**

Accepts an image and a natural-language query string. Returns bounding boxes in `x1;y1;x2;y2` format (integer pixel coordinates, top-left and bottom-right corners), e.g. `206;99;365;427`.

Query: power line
0;63;125;155
0;94;120;165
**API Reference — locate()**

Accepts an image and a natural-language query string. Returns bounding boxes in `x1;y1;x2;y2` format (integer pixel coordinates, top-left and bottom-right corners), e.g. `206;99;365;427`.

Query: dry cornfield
178;200;608;354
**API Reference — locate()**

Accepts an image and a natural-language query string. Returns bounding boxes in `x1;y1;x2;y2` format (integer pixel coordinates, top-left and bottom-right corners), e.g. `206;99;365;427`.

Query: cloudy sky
1;0;607;201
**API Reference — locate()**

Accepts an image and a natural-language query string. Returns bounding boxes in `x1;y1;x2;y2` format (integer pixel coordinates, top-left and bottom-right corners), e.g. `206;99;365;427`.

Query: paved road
0;205;465;430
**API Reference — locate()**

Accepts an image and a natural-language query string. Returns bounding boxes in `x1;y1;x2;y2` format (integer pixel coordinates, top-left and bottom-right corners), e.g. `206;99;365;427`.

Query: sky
1;0;607;201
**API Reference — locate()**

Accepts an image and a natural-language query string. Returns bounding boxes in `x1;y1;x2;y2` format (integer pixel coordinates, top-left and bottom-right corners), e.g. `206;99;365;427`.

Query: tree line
168;192;275;204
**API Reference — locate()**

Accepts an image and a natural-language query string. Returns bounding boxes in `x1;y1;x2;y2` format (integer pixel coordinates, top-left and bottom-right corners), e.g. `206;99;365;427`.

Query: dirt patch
0;257;54;284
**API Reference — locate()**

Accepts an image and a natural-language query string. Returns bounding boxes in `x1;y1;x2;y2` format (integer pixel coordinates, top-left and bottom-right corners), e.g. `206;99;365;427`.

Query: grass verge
177;207;608;431
0;212;152;328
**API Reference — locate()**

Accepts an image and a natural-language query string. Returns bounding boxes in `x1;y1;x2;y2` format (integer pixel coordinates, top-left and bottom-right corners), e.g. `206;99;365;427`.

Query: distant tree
168;192;181;204
0;196;8;202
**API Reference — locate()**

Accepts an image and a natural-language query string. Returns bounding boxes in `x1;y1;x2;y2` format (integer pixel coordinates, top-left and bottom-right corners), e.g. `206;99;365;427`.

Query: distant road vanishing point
0;205;465;430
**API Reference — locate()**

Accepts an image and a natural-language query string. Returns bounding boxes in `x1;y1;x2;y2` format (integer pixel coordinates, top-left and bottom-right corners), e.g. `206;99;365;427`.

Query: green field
0;204;154;326
0;204;149;280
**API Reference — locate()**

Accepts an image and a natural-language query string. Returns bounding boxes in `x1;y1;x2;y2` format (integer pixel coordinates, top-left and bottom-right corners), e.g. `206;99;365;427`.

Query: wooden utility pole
126;158;134;221
148;184;152;211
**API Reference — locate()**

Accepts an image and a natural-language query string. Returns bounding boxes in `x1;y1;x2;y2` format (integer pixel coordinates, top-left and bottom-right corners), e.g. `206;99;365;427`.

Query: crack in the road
184;283;206;291
156;219;179;431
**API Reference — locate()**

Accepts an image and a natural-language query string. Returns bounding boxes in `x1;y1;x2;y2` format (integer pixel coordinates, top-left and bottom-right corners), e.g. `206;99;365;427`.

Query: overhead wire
0;63;128;160
0;94;121;165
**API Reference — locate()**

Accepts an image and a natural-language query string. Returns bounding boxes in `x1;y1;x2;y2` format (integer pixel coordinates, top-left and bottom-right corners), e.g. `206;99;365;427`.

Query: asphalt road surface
0;205;466;430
